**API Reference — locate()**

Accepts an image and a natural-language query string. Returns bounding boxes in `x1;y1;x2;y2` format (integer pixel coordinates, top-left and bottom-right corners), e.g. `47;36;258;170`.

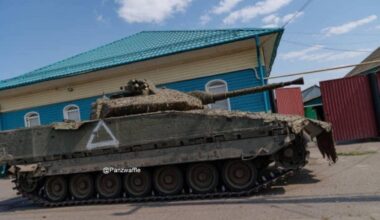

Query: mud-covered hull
1;110;335;175
0;109;336;207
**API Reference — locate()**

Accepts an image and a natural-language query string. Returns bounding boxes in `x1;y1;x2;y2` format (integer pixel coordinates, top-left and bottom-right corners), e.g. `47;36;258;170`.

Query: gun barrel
189;77;304;105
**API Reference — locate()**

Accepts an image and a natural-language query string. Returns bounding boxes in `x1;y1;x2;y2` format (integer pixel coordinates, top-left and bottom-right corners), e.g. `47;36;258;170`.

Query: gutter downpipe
255;36;270;112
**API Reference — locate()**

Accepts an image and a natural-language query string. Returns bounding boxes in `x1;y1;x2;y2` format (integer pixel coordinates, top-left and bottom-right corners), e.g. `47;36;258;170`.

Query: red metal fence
320;75;378;142
275;87;304;116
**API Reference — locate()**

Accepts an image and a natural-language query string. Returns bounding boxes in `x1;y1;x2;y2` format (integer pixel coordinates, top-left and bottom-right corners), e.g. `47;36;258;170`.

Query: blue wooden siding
0;97;99;131
0;69;269;131
162;69;268;112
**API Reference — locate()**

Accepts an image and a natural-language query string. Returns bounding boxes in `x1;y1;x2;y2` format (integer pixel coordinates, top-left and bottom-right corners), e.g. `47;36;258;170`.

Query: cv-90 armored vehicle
0;78;336;207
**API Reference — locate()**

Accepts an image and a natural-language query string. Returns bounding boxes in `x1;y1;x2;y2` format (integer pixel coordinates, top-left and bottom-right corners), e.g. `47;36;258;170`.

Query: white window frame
24;112;41;128
205;79;231;110
63;104;81;122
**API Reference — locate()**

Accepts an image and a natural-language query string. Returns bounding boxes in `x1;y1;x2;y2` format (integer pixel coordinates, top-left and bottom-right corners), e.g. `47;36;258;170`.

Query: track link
13;169;294;207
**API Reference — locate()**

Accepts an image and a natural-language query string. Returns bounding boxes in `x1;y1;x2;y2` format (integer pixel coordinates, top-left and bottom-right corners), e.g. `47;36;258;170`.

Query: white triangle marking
86;120;120;150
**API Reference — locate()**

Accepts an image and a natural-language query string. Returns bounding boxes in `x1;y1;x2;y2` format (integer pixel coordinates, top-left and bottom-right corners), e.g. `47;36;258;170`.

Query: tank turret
91;78;304;119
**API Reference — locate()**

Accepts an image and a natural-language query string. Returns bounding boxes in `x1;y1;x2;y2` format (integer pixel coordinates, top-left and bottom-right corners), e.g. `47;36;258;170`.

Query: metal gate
275;87;304;116
320;74;378;142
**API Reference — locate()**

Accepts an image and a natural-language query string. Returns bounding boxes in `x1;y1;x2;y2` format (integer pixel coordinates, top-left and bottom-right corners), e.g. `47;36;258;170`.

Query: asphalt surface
0;142;379;220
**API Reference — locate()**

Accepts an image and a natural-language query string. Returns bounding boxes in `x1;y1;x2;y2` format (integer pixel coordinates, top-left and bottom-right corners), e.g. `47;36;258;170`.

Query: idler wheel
124;170;152;197
44;176;68;202
18;176;38;193
186;163;219;193
222;160;257;191
95;173;122;198
69;174;94;200
153;166;183;195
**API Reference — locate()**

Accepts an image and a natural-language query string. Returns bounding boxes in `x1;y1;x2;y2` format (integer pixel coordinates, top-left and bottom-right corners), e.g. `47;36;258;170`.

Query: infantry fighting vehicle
0;78;336;207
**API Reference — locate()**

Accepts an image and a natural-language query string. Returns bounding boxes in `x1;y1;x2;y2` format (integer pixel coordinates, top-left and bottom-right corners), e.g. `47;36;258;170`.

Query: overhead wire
256;0;314;75
282;0;314;28
253;0;377;80
285;32;380;37
282;40;372;53
265;60;380;79
282;39;380;46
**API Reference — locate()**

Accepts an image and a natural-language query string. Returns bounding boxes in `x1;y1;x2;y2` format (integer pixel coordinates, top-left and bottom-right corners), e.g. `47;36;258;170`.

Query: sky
0;0;379;89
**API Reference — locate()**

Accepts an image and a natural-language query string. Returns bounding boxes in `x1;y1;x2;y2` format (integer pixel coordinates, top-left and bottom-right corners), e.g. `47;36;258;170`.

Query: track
13;169;294;208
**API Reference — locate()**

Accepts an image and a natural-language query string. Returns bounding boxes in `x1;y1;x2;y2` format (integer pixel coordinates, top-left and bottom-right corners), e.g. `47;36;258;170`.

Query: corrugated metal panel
275;87;304;116
320;75;377;142
0;28;283;91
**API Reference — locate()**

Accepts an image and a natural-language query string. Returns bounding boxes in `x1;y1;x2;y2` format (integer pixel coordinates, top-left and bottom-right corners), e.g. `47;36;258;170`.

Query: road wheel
124;170;152;197
95;173;122;198
69;174;94;200
222;160;257;191
186;163;218;193
45;176;68;202
153;166;183;195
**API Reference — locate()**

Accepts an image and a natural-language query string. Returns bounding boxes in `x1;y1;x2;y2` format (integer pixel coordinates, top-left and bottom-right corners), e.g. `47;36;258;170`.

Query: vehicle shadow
280;168;320;185
0;197;36;213
112;193;380;216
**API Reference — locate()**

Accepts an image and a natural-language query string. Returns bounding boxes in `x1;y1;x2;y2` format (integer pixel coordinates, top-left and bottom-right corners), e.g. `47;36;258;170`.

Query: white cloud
281;45;367;62
322;15;377;36
223;0;292;25
116;0;192;23
200;14;211;25
211;0;243;14
199;0;242;25
262;11;303;27
94;9;107;23
262;14;280;26
282;11;303;24
323;51;366;61
96;14;106;23
281;45;322;60
376;25;380;29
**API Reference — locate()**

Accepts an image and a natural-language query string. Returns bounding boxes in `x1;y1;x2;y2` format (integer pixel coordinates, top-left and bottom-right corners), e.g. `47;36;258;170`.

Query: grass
337;150;377;156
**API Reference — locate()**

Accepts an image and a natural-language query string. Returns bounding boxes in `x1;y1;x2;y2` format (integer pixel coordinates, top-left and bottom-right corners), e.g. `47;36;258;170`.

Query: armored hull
0;109;336;206
0;78;337;206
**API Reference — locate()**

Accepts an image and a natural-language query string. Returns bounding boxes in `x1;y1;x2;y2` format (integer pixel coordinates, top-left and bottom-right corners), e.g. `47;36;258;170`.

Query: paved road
1;142;379;220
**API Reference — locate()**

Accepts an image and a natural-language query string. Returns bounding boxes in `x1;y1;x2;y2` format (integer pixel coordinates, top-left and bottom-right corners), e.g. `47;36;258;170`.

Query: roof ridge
0;28;283;90
4;31;254;80
12;31;268;79
10;31;144;81
141;27;281;33
346;46;380;76
4;28;283;82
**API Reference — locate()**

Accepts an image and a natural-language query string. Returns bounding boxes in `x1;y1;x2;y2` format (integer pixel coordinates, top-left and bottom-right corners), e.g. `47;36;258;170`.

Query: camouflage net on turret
91;89;204;119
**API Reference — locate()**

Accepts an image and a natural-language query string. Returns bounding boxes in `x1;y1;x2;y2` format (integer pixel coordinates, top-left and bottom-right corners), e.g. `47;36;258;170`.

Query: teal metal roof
0;28;283;91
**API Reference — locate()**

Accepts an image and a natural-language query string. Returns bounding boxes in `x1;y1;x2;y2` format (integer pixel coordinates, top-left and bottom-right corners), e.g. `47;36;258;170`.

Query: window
63;105;81;122
205;80;231;110
24;112;41;128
